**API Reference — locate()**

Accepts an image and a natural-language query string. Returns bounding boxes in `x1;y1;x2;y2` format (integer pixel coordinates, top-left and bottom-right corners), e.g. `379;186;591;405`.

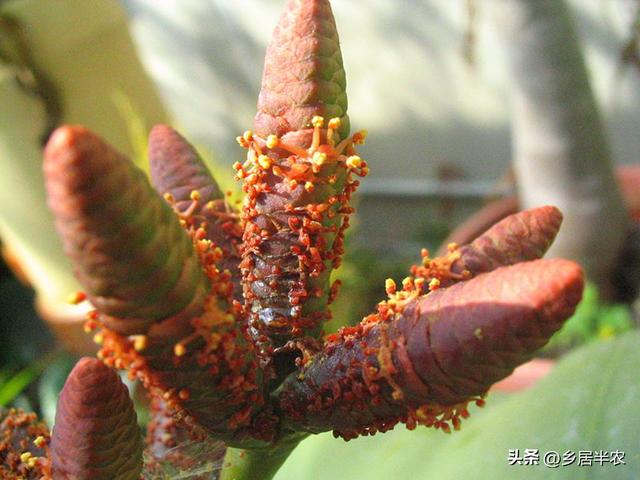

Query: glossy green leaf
276;331;640;479
0;349;61;407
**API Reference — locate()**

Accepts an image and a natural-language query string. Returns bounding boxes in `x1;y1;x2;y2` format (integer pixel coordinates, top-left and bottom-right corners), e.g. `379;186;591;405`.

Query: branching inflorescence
1;0;584;479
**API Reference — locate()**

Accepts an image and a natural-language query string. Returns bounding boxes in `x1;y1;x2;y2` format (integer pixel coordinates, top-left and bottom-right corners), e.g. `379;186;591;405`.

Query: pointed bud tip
44;125;93;166
255;0;348;139
148;124;183;150
45;125;88;152
61;357;124;395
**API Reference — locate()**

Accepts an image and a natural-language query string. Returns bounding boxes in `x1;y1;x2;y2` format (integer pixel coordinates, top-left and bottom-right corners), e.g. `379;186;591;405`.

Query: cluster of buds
0;0;583;478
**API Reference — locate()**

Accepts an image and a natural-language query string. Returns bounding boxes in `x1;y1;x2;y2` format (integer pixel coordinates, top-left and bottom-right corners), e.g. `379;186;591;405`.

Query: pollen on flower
312;151;327;166
352;130;368;145
428;278;441;291
132;335;148;352
328;117;341;130
385;278;397;295
163;192;176;203
346;155;362;169
190;190;201;202
33;436;46;448
235;113;370;356
66;291;86;305
258;155;272;170
266;135;279;149
83;319;97;333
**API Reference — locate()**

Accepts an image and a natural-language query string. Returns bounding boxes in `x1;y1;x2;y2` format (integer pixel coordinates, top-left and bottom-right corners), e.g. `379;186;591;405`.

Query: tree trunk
495;0;628;297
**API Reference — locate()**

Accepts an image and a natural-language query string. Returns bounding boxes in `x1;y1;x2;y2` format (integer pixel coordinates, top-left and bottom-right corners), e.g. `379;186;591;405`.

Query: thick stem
495;0;629;297
219;440;301;480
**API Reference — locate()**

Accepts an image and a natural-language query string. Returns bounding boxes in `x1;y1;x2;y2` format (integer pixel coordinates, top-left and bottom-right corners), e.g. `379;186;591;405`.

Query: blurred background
1;0;639;478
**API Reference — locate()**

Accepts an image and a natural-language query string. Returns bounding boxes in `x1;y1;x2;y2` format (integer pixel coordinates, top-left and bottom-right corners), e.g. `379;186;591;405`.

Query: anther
352;130;368;145
328;117;342;130
66;291;86;305
266;135;279;149
385;278;397;295
133;335;148;352
312;151;327;166
33;436;46;448
346;155;362;169
312;116;325;128
258;155;272;169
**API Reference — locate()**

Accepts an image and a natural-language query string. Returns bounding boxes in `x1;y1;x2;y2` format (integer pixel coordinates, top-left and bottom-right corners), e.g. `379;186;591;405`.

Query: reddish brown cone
44;126;209;334
149;125;242;299
51;358;143;479
278;259;584;439
255;0;350;144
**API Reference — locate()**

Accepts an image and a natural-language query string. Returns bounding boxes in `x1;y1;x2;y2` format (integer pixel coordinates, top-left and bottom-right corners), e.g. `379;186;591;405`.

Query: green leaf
0;349;61;407
276;332;640;479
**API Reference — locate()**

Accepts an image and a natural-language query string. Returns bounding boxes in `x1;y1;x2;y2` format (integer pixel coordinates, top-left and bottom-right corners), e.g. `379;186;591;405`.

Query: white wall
121;0;640;250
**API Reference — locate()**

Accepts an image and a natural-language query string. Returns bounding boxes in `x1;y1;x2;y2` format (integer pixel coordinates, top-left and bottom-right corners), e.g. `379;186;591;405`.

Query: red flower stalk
239;0;367;363
277;259;583;439
50;357;143;479
407;205;564;291
447;205;563;279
